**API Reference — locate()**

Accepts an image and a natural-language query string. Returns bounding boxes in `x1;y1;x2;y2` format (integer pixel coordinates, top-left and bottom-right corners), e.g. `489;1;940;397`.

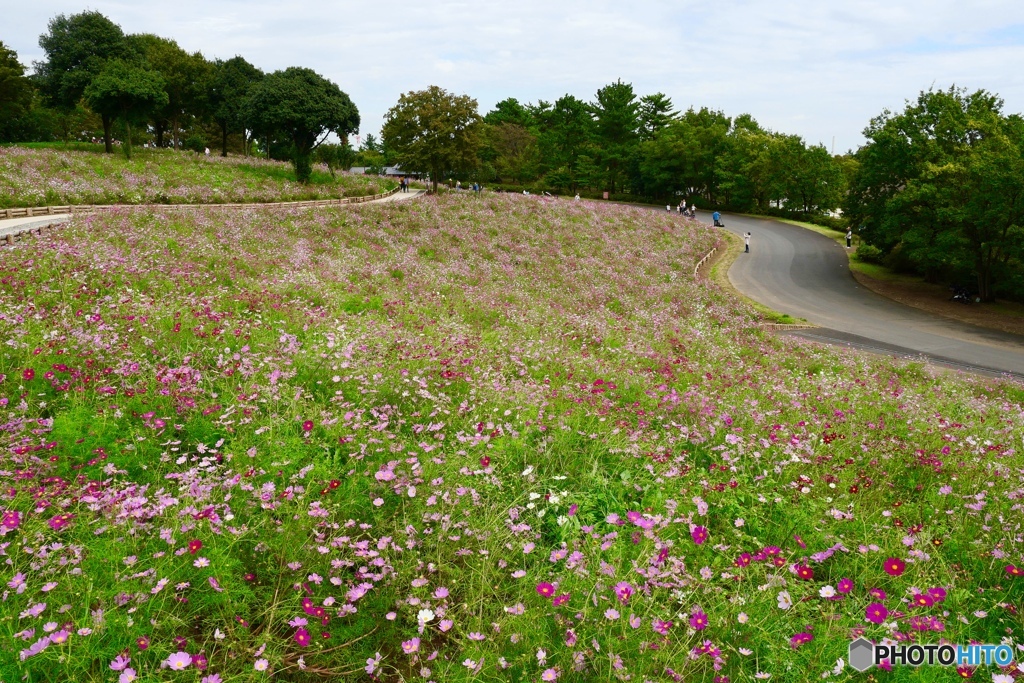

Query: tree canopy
382;85;481;192
845;87;1024;301
0;42;33;124
36;10;134;152
244;67;359;182
210;56;263;156
84;59;168;159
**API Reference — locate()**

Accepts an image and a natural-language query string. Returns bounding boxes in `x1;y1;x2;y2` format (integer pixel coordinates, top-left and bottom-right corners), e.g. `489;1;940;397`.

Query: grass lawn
1;194;1022;681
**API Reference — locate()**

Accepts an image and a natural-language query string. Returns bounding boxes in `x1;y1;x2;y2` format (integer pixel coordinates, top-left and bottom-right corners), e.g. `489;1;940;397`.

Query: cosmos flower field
2;194;1023;682
0;147;393;209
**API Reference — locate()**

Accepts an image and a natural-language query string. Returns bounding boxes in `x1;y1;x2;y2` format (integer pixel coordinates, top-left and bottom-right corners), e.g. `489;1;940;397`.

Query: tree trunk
102;114;113;154
977;258;995;303
124;121;133;160
221;122;229;157
155;121;165;148
171;113;180;150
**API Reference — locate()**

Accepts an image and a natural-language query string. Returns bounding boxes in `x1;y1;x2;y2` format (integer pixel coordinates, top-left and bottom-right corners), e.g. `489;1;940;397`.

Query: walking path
0;189;426;244
710;211;1024;378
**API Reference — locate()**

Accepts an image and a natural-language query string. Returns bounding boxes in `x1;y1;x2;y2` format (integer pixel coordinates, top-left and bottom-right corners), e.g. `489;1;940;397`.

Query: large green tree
84;59;168;159
532;95;595;192
0;42;33;124
382;85;481;192
36;11;133;152
245;67;359;182
591;80;640;193
131;34;212;149
210;56;263;156
845;87;1024;301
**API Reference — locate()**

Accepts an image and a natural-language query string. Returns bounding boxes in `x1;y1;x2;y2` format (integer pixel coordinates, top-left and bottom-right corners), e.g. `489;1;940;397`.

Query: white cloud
4;0;1024;151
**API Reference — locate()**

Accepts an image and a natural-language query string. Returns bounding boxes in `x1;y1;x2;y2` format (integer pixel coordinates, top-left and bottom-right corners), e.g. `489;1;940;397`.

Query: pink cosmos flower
613;582;634;604
162;652;192;670
542;668;558;681
402;637;420;654
536;582;555;598
653;619;673;635
552;593;570;607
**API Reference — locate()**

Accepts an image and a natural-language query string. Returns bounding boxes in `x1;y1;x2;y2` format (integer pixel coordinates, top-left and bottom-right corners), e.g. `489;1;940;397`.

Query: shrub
854;243;884;264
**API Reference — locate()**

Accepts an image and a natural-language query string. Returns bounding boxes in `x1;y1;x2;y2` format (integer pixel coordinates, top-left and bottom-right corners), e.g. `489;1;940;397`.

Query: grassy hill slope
0;146;394;208
1;194;1022;681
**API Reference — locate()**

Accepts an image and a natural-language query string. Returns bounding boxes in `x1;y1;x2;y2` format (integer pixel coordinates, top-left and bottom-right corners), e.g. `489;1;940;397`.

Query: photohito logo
848;638;1015;672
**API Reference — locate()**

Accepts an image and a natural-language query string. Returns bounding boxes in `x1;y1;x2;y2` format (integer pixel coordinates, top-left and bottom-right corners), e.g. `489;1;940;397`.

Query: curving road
704;211;1024;378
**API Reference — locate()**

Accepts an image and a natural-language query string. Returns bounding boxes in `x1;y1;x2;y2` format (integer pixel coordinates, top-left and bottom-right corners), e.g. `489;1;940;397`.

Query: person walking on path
744;232;751;253
846;228;852;249
712;210;722;227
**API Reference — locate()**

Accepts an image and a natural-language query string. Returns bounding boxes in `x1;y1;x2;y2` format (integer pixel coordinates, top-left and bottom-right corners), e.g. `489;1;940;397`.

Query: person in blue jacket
712;211;722;227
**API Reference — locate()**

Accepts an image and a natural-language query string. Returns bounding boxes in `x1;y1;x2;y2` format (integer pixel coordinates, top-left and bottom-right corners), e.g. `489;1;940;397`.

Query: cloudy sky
5;1;1024;152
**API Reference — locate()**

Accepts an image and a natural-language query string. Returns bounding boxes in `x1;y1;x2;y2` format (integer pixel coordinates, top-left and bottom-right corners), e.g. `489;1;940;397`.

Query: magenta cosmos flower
883;557;906;577
865;603;888;624
837;578;854;594
790;632;813;648
691;526;709;545
613;582;634;604
294;628;311;647
1;510;20;529
689;610;709;631
536;582;555;598
795;564;813;581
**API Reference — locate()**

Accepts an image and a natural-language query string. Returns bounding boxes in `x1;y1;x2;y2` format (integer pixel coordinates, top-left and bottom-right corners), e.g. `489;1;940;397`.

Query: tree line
0;11;358;181
375;81;850;219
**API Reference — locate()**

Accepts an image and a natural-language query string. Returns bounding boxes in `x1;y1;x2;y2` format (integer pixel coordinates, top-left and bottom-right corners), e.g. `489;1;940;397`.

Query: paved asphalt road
703;211;1024;378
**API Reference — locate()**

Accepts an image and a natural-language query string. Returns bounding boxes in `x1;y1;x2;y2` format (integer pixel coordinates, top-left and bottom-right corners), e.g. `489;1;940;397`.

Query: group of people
399;177;412;192
675;200;698;218
453;180;482;193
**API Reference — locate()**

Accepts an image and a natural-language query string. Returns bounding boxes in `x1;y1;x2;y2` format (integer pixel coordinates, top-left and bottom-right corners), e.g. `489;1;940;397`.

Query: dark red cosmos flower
796;565;814;581
884;557;906;577
302;420;314;432
136;635;150;650
480;456;491;468
23;368;35;381
1006;565;1023;577
188;539;203;554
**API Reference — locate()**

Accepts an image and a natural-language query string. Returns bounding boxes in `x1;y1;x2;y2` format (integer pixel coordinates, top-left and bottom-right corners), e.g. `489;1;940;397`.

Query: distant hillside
0;145;395;208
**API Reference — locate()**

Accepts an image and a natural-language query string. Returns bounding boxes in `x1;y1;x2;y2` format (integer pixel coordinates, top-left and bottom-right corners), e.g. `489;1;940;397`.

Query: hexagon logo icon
849;637;875;672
